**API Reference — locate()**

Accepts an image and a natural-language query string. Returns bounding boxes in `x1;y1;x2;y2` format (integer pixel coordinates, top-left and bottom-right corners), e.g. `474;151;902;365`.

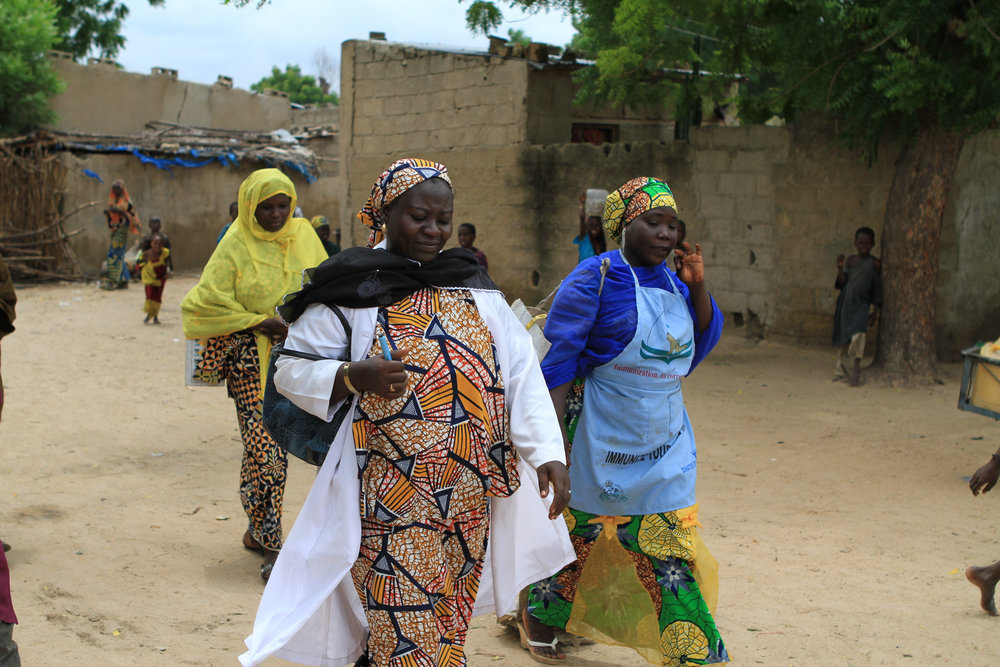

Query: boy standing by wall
832;226;882;387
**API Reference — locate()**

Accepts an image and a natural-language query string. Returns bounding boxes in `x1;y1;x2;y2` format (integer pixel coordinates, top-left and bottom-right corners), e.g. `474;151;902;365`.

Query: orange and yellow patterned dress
350;287;519;667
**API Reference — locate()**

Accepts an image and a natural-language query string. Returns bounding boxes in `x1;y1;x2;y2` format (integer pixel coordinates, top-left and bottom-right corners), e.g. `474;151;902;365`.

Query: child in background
139;217;173;272
832;226;881;386
575;189;607;263
216;201;239;244
310;216;340;257
457;222;488;269
137;234;170;324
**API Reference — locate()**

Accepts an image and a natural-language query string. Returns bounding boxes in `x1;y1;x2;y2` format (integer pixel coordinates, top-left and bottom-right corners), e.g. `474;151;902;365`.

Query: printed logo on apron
639;331;693;364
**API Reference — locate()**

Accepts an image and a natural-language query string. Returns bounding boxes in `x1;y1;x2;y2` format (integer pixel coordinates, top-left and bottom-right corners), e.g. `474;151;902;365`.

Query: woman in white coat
240;158;573;667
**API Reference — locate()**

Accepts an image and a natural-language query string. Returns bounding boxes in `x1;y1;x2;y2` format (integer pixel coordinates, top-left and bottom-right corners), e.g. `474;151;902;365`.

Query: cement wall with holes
340;38;999;355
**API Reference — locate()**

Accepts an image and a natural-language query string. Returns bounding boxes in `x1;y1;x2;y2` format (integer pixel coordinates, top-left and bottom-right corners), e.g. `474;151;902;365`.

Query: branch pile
0;137;84;282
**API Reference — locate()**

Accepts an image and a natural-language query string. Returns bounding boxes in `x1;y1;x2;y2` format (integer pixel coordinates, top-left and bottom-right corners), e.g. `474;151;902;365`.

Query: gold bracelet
341;362;360;395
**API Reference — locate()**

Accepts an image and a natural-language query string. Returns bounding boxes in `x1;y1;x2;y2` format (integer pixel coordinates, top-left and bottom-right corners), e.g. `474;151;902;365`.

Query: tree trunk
873;121;963;385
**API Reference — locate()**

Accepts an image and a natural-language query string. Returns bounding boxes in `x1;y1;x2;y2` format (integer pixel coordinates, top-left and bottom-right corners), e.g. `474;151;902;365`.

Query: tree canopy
466;1;1000;154
466;0;1000;381
0;0;64;136
251;65;340;105
52;0;165;61
713;1;1000;161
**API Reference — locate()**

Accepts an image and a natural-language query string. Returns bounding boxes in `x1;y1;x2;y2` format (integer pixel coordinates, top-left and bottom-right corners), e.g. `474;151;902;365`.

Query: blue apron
569;255;697;516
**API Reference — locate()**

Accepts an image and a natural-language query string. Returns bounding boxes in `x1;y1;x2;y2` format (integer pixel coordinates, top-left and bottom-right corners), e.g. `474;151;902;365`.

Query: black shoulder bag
261;305;353;466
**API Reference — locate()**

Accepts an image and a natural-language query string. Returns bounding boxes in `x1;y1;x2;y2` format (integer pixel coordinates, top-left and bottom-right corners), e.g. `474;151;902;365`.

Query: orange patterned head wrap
357;158;452;248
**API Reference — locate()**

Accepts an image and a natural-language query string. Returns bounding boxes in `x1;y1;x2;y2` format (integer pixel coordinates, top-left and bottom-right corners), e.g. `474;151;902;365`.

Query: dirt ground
2;273;999;666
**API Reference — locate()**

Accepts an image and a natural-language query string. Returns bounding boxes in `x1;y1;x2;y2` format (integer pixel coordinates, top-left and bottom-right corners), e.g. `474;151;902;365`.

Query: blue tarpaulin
63;142;317;183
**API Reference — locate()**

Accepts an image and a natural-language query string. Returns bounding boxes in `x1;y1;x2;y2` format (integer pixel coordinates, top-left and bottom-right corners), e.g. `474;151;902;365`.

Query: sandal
260;549;279;581
517;607;565;664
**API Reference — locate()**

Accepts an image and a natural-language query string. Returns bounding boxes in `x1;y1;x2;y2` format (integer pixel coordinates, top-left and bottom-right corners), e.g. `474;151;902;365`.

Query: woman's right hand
970;456;1000;496
537;461;571;519
254;318;288;344
349;350;409;398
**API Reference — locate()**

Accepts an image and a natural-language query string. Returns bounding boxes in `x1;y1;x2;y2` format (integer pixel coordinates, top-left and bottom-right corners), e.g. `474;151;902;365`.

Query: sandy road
1;274;998;665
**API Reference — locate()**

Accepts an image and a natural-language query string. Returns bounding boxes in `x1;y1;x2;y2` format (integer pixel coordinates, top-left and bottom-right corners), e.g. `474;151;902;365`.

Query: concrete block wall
341;40;529;160
687;125;789;337
525;68;575;144
290;105;339;130
47;57;292;134
293;106;340;182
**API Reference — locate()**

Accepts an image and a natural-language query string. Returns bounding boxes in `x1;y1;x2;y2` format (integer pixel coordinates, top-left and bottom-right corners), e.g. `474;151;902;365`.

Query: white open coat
239;289;575;667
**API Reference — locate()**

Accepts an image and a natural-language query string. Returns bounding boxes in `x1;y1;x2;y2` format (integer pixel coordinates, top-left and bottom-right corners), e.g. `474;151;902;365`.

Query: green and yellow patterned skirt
527;505;727;666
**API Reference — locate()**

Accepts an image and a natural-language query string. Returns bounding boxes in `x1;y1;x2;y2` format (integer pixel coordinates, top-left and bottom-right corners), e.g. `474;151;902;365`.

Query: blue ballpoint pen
378;333;393;360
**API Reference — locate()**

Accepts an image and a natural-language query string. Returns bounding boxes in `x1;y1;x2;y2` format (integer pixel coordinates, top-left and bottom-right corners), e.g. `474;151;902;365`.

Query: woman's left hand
536;461;571;519
674;242;704;285
254;317;288;344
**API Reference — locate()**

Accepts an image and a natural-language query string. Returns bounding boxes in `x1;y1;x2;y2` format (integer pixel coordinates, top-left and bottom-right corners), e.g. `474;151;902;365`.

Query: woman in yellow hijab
182;168;326;581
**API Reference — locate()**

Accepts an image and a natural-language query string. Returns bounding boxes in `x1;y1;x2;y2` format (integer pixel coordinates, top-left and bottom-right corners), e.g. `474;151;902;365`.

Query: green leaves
463;0;582;36
465;0;505;33
0;0;64;135
458;0;1000;157
728;0;1000;158
52;0;165;60
250;65;339;106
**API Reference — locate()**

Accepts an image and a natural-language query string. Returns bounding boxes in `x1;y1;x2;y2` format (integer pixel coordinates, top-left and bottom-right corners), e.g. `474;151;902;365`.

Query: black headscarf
278;246;500;323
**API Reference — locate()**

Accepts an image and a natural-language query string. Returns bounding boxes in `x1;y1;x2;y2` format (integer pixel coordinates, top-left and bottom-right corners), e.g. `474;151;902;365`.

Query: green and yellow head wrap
603;177;677;245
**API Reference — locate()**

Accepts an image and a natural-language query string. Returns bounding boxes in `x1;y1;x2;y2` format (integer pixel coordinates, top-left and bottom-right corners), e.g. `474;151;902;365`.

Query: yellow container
969;361;1000;414
970;341;1000;414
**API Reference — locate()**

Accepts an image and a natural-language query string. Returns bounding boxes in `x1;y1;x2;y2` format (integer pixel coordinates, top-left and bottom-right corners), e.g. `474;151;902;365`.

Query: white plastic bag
510;299;551;361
